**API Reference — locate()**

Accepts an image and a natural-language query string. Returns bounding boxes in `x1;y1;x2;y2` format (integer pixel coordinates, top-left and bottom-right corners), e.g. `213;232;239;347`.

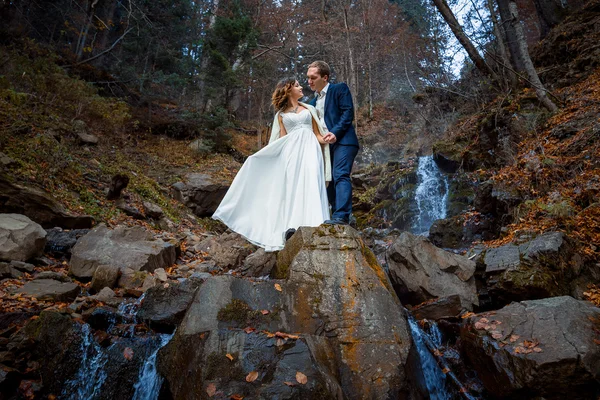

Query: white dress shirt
315;83;329;132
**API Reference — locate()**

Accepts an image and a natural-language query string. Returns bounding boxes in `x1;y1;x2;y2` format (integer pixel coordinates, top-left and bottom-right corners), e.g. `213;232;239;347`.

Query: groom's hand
323;132;337;143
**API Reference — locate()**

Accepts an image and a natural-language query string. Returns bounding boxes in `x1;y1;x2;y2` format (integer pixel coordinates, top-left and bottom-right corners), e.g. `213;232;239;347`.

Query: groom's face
307;67;328;93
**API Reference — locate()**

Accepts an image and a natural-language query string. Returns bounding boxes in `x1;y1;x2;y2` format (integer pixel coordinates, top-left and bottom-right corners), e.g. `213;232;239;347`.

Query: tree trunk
487;0;518;87
496;0;525;72
342;6;358;132
431;0;496;78
505;0;558;111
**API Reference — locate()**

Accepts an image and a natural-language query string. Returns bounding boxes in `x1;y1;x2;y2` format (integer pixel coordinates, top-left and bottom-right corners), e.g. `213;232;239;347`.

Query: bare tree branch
65;27;133;67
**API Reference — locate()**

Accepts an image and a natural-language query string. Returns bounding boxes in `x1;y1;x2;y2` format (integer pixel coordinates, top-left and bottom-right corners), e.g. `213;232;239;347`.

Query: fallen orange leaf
226;353;234;361
123;347;134;361
274;283;282;291
246;371;259;382
296;371;308;385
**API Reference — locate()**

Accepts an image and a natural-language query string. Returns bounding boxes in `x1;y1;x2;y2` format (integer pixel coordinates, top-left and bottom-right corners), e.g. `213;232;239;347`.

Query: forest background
1;0;574;151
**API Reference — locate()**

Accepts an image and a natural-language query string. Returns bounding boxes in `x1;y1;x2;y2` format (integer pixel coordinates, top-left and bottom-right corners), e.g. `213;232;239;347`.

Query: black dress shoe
285;228;296;241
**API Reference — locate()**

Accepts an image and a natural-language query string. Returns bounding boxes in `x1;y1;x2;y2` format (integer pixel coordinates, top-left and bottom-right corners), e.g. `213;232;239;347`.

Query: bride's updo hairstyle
271;77;297;112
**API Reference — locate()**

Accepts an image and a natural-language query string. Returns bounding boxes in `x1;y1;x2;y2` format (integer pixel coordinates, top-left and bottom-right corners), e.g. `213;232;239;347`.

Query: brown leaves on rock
274;283;282;292
513;339;542;354
583;284;600;307
226;353;234;361
474;317;502;333
295;371;308;385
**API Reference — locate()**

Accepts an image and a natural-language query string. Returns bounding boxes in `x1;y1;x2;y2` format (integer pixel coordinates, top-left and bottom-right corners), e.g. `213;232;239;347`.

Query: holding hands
322;132;337;144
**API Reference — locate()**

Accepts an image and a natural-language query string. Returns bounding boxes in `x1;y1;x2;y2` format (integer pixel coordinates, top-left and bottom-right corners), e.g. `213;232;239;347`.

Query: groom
307;61;359;225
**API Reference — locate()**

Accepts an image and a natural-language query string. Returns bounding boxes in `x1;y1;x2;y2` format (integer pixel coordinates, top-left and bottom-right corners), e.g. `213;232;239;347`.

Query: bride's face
289;81;303;101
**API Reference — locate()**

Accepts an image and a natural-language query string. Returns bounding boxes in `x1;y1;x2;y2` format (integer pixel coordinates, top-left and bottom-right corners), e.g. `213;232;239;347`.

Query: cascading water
61;294;174;399
412;155;449;235
61;324;109;400
408;318;453;400
132;332;175;400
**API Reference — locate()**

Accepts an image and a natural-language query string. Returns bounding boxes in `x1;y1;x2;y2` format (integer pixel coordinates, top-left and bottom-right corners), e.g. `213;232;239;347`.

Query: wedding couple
213;61;359;251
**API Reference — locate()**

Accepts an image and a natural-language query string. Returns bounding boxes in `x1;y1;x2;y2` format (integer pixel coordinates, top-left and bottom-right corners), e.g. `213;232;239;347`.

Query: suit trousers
327;143;359;222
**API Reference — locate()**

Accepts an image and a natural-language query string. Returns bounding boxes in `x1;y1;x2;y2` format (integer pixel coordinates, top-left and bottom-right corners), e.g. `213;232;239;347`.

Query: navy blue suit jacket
309;83;359;147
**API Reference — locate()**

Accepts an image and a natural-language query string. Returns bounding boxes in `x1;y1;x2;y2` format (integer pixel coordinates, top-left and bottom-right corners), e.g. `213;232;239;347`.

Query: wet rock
386;232;478;308
94;335;165;400
0;214;47;262
44;228;89;257
17;279;80;302
82;306;120;331
90;287;117;304
33;271;71;282
461;296;600;399
137;279;202;332
0;262;24;279
429;213;498;249
69;224;177;279
479;232;583;305
90;264;121;293
159;330;343;400
0;364;20;396
172;173;228;217
160;225;412;400
433;149;461;173
194;232;256;270
411;295;469;320
0;176;94;229
7;311;85;396
9;261;35;273
240;248;276;277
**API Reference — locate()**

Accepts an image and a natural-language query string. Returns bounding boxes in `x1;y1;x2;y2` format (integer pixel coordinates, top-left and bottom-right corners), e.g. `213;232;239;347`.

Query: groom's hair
308;61;330;80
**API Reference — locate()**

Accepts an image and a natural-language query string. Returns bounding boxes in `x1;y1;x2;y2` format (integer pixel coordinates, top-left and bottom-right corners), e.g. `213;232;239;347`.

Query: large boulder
0;214;47;261
69;224;178;281
194;232;256;270
137;278;203;332
172;173;228;217
461;296;600;399
386;232;478;309
476;232;583;305
0;176;94;229
158;225;412;400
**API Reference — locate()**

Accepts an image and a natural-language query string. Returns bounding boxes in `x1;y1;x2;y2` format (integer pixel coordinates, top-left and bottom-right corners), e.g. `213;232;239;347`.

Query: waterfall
132;332;175;400
61;324;109;400
408;318;452;400
412;155;449;235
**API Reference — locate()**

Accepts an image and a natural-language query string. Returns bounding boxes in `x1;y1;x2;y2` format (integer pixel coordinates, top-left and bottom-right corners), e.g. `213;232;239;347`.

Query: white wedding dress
212;109;330;251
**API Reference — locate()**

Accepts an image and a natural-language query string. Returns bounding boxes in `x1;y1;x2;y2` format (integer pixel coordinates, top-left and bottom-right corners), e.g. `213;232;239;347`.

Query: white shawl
268;102;332;182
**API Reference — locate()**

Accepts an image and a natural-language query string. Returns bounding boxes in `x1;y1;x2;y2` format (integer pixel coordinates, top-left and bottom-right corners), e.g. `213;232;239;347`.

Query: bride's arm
278;114;287;138
311;117;327;144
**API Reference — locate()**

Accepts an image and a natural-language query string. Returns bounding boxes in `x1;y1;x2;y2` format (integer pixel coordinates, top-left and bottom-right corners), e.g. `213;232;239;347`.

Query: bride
212;78;331;251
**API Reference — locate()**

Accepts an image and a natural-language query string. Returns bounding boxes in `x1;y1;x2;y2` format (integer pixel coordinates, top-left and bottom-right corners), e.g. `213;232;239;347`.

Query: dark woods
0;0;586;131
